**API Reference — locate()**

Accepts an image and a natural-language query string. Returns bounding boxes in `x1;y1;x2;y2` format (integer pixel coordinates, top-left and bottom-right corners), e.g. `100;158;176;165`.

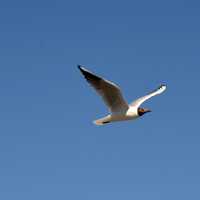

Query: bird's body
94;107;138;125
78;65;166;125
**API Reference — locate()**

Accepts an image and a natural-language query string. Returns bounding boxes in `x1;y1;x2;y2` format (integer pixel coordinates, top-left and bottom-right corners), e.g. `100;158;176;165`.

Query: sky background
0;0;200;199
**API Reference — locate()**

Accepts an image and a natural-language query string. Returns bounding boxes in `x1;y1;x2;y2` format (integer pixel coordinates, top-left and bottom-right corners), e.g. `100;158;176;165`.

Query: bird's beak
144;108;151;113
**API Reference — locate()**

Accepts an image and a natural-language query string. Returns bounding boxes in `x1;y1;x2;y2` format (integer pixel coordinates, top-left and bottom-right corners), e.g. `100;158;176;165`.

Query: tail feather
93;116;111;126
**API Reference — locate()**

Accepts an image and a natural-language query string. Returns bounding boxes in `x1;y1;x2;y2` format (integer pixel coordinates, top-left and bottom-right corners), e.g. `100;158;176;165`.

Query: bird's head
138;107;151;116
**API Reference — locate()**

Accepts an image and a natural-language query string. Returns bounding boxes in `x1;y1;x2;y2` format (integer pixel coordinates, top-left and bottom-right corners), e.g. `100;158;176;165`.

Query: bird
78;65;166;125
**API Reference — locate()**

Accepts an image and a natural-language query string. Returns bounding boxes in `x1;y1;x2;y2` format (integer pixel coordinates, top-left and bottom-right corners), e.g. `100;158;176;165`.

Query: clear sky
0;0;200;199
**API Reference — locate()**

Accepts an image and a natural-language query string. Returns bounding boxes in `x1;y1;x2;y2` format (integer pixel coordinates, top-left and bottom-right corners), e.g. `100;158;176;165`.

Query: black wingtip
77;65;102;81
157;84;167;92
77;64;83;70
159;84;167;88
77;65;88;75
78;65;89;73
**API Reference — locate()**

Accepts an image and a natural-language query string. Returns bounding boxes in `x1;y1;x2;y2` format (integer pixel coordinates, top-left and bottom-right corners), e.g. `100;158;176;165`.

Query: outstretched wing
78;65;129;113
130;85;166;108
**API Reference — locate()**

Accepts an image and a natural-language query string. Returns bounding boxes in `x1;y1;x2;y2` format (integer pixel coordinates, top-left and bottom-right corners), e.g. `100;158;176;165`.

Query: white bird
78;65;166;125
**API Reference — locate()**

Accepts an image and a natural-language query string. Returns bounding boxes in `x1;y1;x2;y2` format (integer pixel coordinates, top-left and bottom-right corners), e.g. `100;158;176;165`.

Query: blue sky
0;0;200;199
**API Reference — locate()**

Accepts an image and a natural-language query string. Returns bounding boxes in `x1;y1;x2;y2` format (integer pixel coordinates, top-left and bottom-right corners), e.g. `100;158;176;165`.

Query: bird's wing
130;85;166;108
78;65;129;113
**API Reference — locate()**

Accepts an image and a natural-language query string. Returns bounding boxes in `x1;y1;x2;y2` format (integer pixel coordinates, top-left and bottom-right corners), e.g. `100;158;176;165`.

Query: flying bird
78;65;166;125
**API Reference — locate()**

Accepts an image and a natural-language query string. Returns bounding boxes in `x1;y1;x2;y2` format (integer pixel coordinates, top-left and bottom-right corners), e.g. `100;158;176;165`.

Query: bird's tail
93;115;111;126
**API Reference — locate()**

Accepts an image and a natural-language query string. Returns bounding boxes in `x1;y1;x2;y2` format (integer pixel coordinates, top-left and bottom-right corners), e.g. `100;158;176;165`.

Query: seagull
78;65;166;125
